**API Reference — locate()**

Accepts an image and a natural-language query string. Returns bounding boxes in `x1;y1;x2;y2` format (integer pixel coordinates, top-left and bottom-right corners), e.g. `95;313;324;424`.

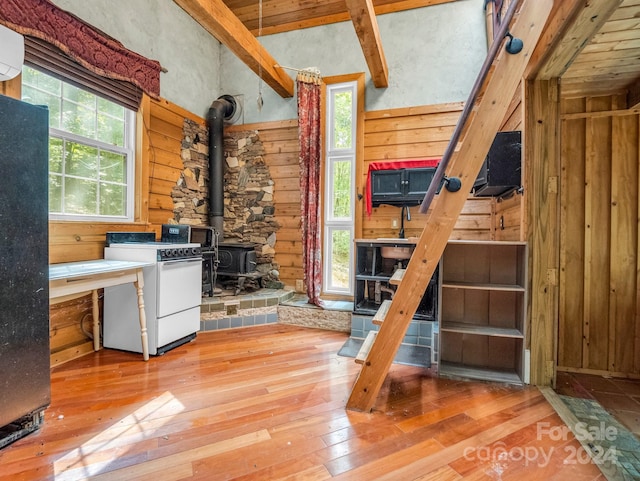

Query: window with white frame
21;66;136;221
323;81;357;295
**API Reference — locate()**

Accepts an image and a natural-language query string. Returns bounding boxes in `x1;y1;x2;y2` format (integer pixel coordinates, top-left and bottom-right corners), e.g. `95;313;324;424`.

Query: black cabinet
371;167;441;207
353;240;438;320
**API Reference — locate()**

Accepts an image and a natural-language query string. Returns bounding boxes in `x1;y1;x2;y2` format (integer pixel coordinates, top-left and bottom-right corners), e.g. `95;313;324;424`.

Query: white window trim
47;109;136;222
22;66;136;222
323;81;357;295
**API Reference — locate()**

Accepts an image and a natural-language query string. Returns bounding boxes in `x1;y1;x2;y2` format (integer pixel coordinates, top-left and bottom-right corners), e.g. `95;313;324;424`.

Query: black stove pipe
207;95;237;241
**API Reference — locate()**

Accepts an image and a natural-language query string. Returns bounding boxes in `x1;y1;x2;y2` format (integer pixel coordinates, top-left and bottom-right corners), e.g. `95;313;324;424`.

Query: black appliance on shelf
353;241;438;321
190;226;216;249
0;95;50;448
473;130;522;197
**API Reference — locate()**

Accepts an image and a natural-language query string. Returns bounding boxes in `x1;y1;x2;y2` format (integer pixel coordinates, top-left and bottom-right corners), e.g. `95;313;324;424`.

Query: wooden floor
0;325;604;480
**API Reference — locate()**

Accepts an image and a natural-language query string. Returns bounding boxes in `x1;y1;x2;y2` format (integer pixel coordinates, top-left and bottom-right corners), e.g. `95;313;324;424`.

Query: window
21;66;136;221
323;82;357;295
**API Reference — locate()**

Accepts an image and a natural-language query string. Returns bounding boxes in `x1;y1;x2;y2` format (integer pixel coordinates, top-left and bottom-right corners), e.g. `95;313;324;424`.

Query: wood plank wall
558;93;640;377
240;103;503;288
494;81;525;242
363;103;495;240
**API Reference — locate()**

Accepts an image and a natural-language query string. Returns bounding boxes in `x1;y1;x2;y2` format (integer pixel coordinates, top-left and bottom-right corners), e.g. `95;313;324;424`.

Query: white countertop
49;259;154;281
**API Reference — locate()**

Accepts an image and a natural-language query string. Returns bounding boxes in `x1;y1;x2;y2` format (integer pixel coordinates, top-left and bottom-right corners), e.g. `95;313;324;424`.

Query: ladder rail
346;0;554;412
419;0;522;216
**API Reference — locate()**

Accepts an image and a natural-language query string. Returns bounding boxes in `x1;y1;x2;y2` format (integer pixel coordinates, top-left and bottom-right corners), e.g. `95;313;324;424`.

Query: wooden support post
527;79;560;387
346;0;554;412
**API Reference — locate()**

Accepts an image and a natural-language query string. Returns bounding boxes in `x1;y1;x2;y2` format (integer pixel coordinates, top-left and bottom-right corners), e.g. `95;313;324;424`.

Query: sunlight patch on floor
53;391;186;480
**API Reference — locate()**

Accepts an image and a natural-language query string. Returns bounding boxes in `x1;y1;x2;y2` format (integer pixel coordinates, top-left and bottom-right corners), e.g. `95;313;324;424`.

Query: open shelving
438;240;527;384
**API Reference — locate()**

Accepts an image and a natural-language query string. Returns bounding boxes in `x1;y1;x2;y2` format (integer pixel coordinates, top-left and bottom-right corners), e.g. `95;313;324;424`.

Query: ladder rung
355;330;377;364
389;268;405;285
372;299;392;325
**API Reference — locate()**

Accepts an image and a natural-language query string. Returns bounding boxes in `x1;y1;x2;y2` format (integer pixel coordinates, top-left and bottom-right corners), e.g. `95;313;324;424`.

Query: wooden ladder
346;0;553;412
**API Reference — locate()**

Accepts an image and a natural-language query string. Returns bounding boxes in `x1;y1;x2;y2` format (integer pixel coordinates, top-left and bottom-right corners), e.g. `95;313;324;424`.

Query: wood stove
202;242;261;296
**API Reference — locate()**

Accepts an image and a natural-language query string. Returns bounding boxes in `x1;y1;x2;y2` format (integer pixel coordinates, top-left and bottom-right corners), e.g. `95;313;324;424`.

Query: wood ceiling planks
225;0;461;35
561;0;640;99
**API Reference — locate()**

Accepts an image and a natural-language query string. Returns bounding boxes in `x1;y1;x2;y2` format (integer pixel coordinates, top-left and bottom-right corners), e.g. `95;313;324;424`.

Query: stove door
156;258;202;317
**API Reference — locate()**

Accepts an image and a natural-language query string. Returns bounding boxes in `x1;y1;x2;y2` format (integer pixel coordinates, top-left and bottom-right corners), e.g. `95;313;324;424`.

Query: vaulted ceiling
172;0;459;97
173;0;640;104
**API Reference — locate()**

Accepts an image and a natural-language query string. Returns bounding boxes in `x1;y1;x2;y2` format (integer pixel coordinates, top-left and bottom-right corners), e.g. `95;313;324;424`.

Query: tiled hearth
199;288;293;331
199;290;353;333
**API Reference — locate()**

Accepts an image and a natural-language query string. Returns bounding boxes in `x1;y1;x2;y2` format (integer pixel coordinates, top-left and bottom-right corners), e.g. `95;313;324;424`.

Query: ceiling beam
251;0;459;36
531;0;624;80
173;0;294;98
345;0;389;88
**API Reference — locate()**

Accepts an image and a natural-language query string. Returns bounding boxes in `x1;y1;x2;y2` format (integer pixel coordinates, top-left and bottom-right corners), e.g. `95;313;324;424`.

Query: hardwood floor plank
395;386;518;433
92;430;271;480
413;465;464;481
230;458;331;481
0;325;607;480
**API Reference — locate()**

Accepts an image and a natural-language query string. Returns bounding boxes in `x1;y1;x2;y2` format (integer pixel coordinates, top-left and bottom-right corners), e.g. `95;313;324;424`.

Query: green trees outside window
22;67;134;220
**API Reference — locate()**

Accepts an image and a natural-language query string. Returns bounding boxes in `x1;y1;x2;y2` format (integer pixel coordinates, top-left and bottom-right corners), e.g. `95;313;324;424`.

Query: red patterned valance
0;0;162;98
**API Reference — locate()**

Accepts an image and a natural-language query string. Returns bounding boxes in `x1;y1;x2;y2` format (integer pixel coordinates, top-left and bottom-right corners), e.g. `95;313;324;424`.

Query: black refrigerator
0;94;50;447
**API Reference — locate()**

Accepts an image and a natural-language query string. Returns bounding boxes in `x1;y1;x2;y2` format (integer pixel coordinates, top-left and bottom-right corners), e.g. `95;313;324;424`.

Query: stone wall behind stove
171;119;281;286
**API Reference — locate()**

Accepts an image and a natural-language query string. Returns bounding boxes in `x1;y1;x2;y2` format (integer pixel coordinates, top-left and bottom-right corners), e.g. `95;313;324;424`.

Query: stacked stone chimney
171;119;281;288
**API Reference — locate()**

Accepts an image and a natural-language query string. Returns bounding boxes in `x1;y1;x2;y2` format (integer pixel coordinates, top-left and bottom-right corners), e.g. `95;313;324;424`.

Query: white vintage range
104;235;202;355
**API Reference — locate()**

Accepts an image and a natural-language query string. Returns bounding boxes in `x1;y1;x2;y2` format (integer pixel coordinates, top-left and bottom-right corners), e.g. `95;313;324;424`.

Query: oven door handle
160;258;202;266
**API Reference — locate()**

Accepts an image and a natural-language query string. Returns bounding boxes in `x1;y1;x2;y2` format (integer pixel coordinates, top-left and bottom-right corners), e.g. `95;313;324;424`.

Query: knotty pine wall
241;102;511;289
558;93;640;377
363;103;495;240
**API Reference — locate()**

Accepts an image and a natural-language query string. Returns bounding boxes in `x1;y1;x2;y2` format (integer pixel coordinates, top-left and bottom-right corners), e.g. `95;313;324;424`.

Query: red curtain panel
297;75;323;306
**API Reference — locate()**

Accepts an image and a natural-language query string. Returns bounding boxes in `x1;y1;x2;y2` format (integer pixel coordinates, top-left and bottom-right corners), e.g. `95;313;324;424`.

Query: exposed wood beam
249;0;460;36
345;0;389;88
531;0;624;80
173;0;294;98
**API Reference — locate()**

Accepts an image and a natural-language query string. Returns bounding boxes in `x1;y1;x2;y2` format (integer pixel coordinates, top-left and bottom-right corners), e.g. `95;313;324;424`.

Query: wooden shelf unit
438;240;527;384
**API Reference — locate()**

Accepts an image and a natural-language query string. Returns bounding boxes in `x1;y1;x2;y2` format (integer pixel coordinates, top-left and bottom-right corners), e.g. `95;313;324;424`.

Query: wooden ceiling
221;0;458;35
174;0;640;104
560;0;640;101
